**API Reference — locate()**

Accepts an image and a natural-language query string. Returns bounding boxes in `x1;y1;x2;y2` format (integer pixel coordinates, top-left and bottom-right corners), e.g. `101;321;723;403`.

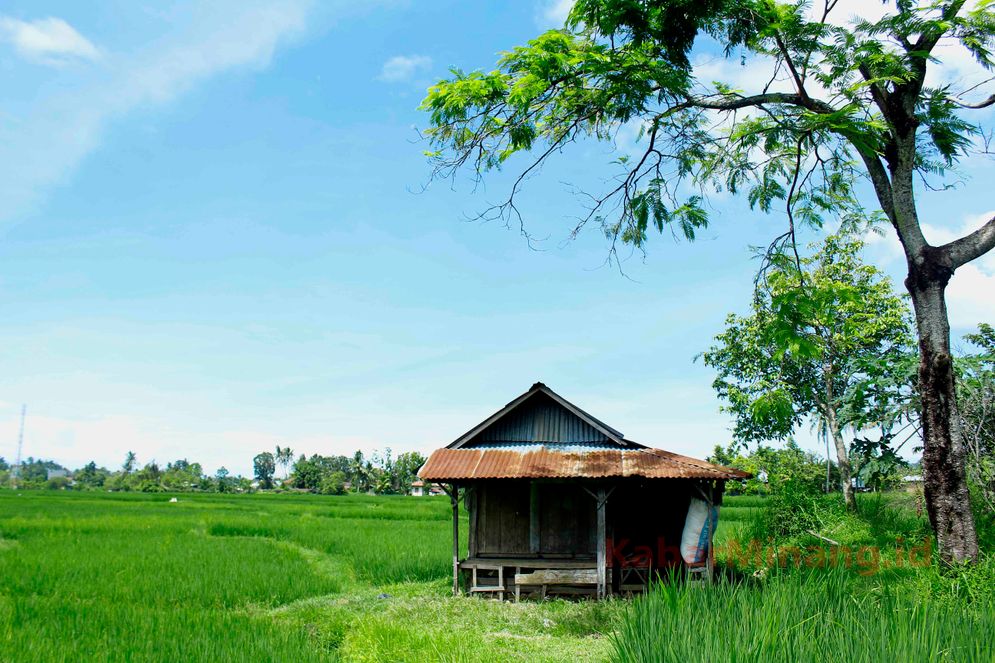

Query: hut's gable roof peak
448;382;635;450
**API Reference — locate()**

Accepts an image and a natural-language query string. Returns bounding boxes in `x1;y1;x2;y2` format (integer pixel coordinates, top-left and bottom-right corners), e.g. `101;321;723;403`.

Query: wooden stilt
450;484;459;595
596;487;607;599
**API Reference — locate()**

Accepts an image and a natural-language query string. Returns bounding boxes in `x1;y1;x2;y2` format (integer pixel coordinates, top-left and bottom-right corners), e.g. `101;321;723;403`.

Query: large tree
253;452;276;489
703;231;914;510
421;0;995;563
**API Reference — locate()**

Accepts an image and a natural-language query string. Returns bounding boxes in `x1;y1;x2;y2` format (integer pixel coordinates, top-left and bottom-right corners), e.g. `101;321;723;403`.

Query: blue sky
1;1;992;476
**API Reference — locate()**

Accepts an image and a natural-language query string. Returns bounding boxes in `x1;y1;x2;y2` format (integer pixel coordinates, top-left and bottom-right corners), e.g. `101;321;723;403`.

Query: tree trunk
825;410;856;511
907;273;979;564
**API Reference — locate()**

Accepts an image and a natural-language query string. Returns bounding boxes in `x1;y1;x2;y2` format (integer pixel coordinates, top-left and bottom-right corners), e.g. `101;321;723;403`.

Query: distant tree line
1;446;428;496
0;457;72;490
253;447;426;495
0;454;251;493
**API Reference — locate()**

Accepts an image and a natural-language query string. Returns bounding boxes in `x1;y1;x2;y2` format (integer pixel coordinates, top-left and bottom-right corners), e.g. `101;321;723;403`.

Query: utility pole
11;405;25;490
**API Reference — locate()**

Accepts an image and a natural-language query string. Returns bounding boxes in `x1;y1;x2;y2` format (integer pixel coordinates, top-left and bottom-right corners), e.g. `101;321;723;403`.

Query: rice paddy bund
0;491;991;662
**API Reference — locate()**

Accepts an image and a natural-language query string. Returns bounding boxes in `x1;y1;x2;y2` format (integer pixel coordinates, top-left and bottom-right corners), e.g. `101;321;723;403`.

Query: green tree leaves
702;230;915;507
705;231;914;442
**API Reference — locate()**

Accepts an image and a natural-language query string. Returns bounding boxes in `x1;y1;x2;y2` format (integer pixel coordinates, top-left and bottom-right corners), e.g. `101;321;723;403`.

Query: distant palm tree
123;451;137;474
349;450;369;493
275;446;293;480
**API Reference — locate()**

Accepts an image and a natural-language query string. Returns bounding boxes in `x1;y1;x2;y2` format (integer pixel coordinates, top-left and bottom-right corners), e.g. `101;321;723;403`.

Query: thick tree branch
686;93;835;114
950;93;995;110
774;33;810;104
858;63;893;125
856;150;897;225
900;1;968;116
942;215;995;269
913;0;968;54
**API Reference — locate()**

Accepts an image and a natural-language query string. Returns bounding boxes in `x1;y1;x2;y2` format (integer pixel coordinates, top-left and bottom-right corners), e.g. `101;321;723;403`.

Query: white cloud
377;54;432;83
536;0;573;27
0;1;315;222
812;0;891;26
0;16;100;65
692;51;786;95
863;219;908;254
945;263;995;328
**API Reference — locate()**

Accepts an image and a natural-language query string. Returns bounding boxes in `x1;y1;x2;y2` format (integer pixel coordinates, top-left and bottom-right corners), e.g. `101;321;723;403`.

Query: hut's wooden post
467;485;477;558
450;484;460;596
596;486;607;599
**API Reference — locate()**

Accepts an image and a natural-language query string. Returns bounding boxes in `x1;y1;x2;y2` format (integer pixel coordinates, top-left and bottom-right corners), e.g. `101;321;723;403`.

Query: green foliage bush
710;440;833;497
44;476;71;490
320;471;347;495
745;482;843;540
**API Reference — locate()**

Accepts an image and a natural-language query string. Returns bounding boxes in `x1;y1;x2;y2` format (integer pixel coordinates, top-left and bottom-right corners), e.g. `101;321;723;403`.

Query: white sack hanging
680;497;719;565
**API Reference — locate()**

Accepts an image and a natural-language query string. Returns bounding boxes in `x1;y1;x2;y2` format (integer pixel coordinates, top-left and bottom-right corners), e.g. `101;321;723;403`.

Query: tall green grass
722;494;768;508
614;492;992;662
0;491;457;661
610;570;995;663
1;491;615;661
3;490;990;662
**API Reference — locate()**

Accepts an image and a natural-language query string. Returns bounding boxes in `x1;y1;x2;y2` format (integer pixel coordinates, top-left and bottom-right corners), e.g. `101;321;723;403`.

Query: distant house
410;480;444;496
46;468;69;481
418;382;749;599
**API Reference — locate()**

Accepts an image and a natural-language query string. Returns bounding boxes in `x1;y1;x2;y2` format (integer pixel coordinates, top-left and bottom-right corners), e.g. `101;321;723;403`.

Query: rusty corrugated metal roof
418;446;751;481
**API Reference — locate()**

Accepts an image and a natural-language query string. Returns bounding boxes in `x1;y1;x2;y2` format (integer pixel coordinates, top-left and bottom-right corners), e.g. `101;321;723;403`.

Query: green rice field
0;491;991;662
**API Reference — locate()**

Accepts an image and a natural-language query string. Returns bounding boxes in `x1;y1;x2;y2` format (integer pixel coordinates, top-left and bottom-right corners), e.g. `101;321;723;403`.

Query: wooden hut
418;382;750;599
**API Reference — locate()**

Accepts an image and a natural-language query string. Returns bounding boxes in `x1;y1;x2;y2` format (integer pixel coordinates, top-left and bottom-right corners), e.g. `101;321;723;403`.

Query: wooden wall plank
529;482;540;554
